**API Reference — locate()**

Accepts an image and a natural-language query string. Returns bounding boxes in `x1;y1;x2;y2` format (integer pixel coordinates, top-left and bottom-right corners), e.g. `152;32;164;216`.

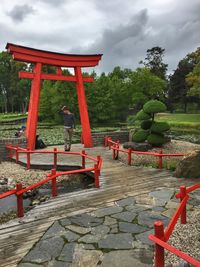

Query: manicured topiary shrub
151;121;170;133
136;110;151;120
143;100;167;114
147;133;165;146
141;120;152;130
132;100;170;147
132;130;149;142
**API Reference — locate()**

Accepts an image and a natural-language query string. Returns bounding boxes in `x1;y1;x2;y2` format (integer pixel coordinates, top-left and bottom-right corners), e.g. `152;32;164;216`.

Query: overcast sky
0;0;200;74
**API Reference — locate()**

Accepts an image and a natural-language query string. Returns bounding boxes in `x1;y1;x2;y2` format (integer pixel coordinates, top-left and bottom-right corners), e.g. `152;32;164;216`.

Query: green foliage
187;49;200;98
143;100;167;114
151;121;170;133
141;120;152;130
136;110;151;120
128;68;167;110
147;133;165;146
126;115;136;125
132;130;149;142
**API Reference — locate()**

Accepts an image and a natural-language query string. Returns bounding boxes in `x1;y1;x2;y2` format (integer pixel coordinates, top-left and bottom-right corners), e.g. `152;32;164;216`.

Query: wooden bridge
0;144;198;267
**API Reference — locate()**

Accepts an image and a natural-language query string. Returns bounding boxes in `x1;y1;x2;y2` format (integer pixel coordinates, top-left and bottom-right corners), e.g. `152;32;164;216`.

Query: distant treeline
0;46;200;124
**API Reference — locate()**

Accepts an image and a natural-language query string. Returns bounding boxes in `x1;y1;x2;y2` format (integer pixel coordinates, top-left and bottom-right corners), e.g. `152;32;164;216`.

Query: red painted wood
19;71;94;83
149;235;200;266
164;195;189;241
53;148;57;169
51;169;57;197
27;63;42;150
180;186;187;224
7;43;102;63
75;66;93;147
16;183;24;218
0;189;17;199
13;52;99;67
154;221;165;267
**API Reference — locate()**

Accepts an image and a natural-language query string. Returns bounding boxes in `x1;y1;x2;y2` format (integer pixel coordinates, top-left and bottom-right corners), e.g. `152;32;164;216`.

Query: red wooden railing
149;182;200;267
0;145;102;218
104;136;184;169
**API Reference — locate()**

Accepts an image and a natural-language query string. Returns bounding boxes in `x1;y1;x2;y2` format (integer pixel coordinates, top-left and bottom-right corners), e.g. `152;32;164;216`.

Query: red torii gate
6;43;102;150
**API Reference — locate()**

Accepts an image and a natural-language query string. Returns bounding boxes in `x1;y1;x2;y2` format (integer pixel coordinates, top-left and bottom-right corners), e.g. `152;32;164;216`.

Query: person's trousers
64;128;73;150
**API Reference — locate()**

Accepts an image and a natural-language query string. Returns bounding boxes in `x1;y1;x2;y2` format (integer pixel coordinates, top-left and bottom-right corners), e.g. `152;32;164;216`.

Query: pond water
0;173;94;215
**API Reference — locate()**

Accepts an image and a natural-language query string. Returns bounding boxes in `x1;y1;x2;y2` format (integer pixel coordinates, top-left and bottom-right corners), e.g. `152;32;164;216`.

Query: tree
168;51;198;112
127;68;167;111
140;46;168;80
132;100;170;147
187;48;200;99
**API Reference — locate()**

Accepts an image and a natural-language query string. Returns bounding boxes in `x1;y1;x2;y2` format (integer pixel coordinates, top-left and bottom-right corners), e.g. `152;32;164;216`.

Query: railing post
128;149;132;165
112;146;116;160
180;185;187;224
8;144;12;160
158;149;163;169
97;155;101;175
16;145;19;163
94;163;99;188
51;169;57;197
53;148;57;169
108;138;111;150
16;183;24;218
27;148;31;170
104;136;108;147
154;221;165;267
116;140;120;159
82;150;86;168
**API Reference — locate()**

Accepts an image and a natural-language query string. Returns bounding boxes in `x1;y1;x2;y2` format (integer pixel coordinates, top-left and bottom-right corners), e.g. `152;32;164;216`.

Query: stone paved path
17;187;199;267
1;144;200;267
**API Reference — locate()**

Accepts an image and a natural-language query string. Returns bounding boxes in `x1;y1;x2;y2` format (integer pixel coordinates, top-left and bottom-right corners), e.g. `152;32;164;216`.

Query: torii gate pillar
6;43;102;150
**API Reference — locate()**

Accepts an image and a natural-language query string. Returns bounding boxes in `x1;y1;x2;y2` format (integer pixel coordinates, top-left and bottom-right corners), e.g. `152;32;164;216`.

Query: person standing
61;106;75;151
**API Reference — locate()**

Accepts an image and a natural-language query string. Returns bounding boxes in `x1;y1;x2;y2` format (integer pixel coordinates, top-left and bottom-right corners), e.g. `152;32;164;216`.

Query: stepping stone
72;246;103;267
99;249;153;267
48;260;71;267
42;221;65;239
138;211;169;228
66;225;91;235
59;218;71;227
98;233;134;249
125;204;150;213
135;229;154;245
23;236;64;263
119;222;148;234
62;230;80;242
111;211;137;222
104;216;118;225
115;197;136;207
91;225;110;236
69;213;103;227
92;206;123;217
78;234;102;244
149;189;174;206
58;243;76;262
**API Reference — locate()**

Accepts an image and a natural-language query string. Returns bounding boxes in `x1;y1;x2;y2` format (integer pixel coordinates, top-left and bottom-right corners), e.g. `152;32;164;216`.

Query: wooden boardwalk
0;145;199;267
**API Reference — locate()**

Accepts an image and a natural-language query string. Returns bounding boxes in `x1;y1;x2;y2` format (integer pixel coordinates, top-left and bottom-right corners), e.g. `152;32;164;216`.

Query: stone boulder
123;142;152;151
174;150;200;179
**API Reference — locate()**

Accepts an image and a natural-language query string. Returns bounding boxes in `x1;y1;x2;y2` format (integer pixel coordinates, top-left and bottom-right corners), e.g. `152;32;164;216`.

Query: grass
156;113;200;130
0;113;27;121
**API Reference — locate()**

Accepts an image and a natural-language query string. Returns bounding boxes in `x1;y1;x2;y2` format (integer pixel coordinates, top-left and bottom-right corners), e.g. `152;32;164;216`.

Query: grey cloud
37;0;66;6
7;5;35;22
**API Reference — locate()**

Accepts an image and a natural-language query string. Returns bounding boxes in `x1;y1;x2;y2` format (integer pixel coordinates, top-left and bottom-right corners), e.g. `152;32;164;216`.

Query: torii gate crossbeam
6;43;102;150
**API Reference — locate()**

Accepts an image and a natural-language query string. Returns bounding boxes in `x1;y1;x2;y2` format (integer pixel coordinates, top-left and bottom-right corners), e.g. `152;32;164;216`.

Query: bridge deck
0;144;198;267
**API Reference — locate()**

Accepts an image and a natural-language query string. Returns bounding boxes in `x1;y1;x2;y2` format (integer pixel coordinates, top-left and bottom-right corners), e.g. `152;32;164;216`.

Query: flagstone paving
17;187;196;267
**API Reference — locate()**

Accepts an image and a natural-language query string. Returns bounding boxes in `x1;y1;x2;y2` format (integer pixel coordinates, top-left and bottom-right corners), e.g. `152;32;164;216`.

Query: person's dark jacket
60;111;75;128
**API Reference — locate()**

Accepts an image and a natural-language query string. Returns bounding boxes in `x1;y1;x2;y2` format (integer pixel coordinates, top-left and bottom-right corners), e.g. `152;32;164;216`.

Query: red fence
0;145;102;218
149;182;200;267
104;136;184;169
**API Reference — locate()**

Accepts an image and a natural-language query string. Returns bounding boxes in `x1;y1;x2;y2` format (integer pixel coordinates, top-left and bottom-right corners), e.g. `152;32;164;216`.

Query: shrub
147;133;165;146
132;130;149;142
143;100;167;114
127;115;136;125
141;120;152;130
151;121;170;133
136;110;151;120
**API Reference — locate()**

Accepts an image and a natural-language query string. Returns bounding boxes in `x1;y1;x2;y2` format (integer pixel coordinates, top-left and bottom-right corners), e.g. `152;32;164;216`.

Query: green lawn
156;113;200;131
0;113;27;121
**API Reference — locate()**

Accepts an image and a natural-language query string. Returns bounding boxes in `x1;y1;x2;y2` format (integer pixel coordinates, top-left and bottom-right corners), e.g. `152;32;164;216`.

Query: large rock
123;142;152;151
174;150;200;179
